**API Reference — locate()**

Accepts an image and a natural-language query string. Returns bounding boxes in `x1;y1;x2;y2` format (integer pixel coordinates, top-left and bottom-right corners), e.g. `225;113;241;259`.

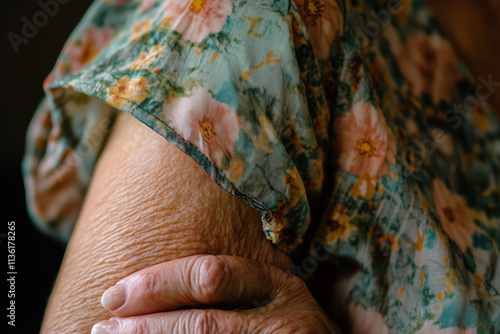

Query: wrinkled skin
40;111;330;333
92;254;339;333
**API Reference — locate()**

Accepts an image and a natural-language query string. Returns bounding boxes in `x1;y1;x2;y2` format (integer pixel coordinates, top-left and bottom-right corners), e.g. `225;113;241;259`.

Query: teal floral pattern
22;0;500;332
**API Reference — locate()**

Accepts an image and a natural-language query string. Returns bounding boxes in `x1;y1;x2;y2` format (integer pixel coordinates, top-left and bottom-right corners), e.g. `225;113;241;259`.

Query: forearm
41;112;292;333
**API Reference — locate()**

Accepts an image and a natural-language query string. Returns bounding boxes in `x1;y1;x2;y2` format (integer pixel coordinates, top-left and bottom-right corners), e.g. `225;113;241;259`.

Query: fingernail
91;318;120;334
101;284;127;311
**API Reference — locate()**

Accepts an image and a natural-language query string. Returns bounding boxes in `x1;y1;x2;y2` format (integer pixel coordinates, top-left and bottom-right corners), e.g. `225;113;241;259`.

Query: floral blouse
22;0;500;332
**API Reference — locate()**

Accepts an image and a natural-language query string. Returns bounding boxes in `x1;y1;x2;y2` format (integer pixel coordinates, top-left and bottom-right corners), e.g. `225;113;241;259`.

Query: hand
91;254;339;333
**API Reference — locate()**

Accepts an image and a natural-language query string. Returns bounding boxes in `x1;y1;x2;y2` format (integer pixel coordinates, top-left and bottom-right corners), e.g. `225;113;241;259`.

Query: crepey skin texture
41;111;293;333
93;254;339;333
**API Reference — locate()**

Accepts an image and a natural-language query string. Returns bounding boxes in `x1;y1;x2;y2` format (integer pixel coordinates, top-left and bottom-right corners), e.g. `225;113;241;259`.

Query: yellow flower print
436;290;444;301
349;174;380;199
130;52;154;70
408;228;426;252
189;0;206;12
319;204;357;244
407;227;427;267
251;51;281;69
441;268;456;294
161;0;233;43
293;0;344;60
241;71;251;83
283;119;307;155
107;76;150;108
398;286;405;300
150;44;165;57
130;44;165;70
289;13;307;49
470;209;496;227
474;273;484;287
334;101;397;177
164;86;240;167
210;51;221;64
244;16;263;37
386;233;399;251
132;19;153;42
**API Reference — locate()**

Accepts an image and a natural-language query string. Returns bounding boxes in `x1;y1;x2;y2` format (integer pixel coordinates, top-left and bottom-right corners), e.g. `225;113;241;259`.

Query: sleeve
22;0;334;258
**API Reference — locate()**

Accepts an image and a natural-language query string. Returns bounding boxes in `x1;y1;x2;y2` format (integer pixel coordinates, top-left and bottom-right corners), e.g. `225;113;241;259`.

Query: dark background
2;1;94;332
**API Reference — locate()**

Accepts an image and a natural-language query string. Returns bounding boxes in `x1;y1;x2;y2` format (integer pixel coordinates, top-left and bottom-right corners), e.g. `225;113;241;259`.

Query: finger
101;254;289;317
91;309;256;334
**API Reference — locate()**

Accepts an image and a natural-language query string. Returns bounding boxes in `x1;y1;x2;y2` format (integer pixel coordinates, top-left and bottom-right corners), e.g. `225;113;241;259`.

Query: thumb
100;254;285;317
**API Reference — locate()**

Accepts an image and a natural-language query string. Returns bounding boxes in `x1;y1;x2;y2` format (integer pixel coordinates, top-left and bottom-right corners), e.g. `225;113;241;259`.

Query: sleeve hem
46;77;302;255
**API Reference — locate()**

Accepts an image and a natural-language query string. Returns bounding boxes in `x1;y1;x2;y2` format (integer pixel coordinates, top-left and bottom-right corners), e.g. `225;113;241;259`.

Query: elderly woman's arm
40;111;293;333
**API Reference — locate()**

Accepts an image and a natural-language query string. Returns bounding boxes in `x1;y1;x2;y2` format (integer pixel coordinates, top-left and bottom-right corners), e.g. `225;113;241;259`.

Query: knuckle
192;255;228;304
192;310;218;334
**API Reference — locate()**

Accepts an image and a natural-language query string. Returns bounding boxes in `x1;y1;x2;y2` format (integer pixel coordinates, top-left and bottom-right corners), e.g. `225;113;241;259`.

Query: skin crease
40;111;294;333
40;2;500;333
94;254;339;333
